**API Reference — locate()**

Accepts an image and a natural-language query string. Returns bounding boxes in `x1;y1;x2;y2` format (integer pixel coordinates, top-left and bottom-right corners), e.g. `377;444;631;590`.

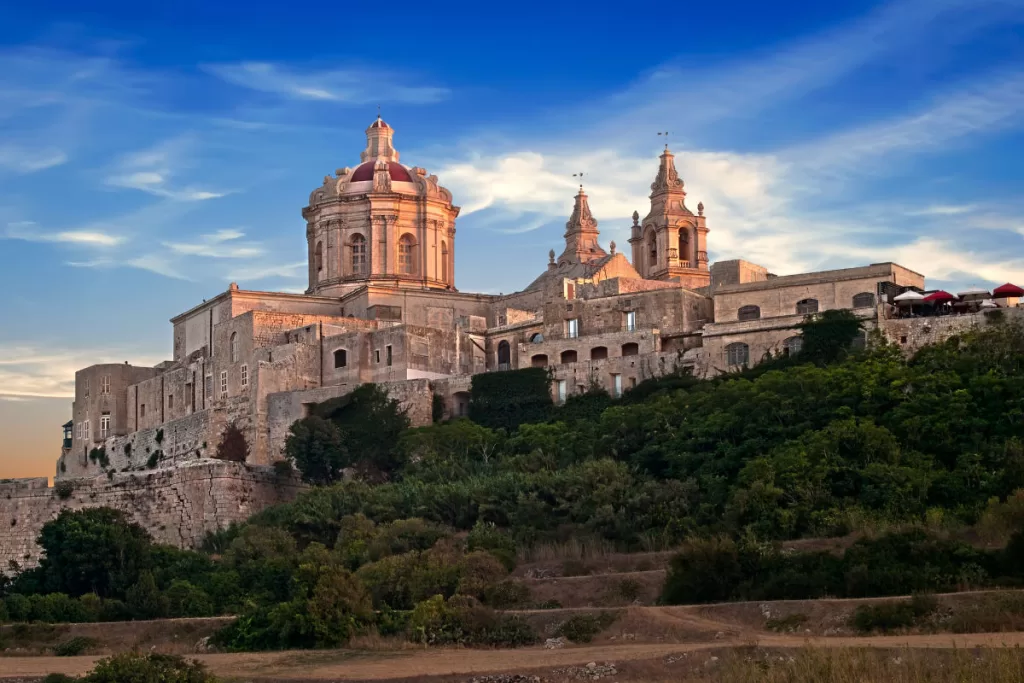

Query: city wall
0;460;303;572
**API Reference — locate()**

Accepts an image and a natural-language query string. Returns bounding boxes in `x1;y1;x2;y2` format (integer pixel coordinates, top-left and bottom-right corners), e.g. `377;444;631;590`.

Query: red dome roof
350;161;412;183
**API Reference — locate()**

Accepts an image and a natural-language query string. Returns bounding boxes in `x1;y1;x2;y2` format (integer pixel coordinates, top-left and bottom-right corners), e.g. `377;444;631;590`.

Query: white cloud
4;221;124;247
0;145;67;173
0;345;165;399
203;62;449;105
105;138;226;201
225;261;306;282
163;229;265;259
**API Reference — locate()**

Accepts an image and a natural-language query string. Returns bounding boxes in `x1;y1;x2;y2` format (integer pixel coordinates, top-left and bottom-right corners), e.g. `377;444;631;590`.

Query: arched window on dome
678;228;689;265
351;234;366;275
441;241;449;283
314;241;323;273
398;234;416;275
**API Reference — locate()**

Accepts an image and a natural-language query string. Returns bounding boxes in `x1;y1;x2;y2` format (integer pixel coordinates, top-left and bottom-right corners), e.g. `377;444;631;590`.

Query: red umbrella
993;283;1024;298
923;290;956;303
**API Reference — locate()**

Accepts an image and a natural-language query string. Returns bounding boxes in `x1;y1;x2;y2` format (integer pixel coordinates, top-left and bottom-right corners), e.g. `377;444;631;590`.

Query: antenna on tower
572;171;587;189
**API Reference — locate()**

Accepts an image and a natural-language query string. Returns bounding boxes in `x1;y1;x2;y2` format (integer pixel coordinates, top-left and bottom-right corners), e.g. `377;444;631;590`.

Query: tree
319;384;411;478
35;508;153;599
798;309;864;365
126;570;167;619
216;423;250;463
286;415;347;485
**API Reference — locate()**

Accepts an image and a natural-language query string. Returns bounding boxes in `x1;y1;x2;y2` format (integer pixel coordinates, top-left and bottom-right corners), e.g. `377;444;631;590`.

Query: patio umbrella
957;286;991;301
923;290;956;303
980;299;999;309
993;283;1024;298
893;290;925;303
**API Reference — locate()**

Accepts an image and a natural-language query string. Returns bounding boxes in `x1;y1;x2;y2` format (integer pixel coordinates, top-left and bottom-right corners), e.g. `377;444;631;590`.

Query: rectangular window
101;375;110;395
611;373;622;398
84;378;90;398
168;394;174;410
556;380;567;404
566;318;579;339
625;311;636;332
386;345;393;366
141;404;146;418
629;377;637;389
76;422;82;439
241;364;249;387
220;371;228;396
100;413;110;438
375;349;381;364
205;375;213;399
83;420;90;442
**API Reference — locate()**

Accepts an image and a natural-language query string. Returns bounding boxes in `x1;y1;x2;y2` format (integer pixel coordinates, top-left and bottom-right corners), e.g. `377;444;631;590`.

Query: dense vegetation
4;316;1024;652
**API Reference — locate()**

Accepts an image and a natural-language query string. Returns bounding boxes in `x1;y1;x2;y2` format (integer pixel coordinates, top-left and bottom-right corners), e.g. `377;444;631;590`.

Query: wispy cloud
225;260;306;282
0;145;67;173
163;229;264;258
4;221;124;247
105;138;226;201
203;62;450;105
0;345;164;399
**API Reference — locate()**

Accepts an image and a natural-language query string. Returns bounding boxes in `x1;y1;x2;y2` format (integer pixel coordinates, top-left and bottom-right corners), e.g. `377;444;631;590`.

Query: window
796;298;819;315
738;305;761;322
375;349;381;364
647;233;657;270
611;373;622;398
230;332;239;363
530;332;544;343
76;422;82;439
726;342;749;367
84;377;90;398
531;354;548;368
625;311;636;332
398;234;416;275
83;420;90;441
566;318;579;339
140;404;146;418
850;330;867;351
205;375;213;400
220;371;228;397
783;336;803;357
386;345;393;366
100;412;110;438
241;364;249;387
560;349;578;364
441;241;449;283
556;380;567;404
168;394;174;410
333;349;347;369
852;292;876;308
629;377;637;389
351;234;366;274
622;342;640;356
678;228;689;263
591;346;608;361
101;375;110;395
315;241;323;272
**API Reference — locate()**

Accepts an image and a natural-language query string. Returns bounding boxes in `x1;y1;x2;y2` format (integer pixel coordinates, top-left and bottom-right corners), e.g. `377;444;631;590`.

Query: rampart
0;460;303;572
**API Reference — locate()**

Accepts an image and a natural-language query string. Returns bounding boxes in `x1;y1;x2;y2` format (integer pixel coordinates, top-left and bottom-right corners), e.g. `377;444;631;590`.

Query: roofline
170;288;341;324
714;262;924;295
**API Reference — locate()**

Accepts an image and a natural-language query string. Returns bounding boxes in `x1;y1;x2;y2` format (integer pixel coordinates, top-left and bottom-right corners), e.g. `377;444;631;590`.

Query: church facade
59;118;928;478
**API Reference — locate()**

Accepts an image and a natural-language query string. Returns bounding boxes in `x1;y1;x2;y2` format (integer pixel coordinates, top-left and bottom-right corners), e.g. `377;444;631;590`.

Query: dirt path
8;625;1024;680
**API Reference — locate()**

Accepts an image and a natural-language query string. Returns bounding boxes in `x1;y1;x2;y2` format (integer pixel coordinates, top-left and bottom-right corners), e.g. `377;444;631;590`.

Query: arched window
560;349;578;364
333;349;347;368
590;346;608;361
647;232;657;271
678;228;689;264
796;298;819;315
738;305;761;322
621;342;639;356
726;342;749;367
782;336;802;357
531;354;548;368
398;234;416;275
852;292;875;308
351;234;366;275
230;332;238;363
314;241;323;272
497;340;511;370
530;332;544;343
441;241;449;283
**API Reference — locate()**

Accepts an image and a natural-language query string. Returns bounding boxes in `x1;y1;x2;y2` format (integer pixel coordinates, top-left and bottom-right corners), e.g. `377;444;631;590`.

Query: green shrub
407;594;538;647
43;675;76;683
765;613;809;632
165;580;214;618
614;578;643;602
467;521;517;571
456;551;508;600
80;652;217;682
54;481;75;500
53;635;97;656
850;595;937;634
482;580;531;608
555;611;618;643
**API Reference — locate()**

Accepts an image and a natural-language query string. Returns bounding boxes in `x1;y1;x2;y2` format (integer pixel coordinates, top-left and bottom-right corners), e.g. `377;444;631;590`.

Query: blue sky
2;0;1024;476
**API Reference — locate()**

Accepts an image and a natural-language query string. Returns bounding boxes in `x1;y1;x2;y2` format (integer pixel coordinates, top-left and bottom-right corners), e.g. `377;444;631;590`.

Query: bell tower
632;147;710;289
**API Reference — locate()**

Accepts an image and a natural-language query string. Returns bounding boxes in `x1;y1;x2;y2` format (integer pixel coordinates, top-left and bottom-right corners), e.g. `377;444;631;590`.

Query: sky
1;0;1023;478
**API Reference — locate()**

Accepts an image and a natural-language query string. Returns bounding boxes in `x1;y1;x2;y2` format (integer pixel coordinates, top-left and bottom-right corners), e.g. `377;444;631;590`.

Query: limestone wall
879;309;1023;354
0;460;304;572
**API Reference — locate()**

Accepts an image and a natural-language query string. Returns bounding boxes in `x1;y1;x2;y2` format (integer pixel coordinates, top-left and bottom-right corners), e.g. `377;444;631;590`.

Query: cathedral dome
350;160;412;183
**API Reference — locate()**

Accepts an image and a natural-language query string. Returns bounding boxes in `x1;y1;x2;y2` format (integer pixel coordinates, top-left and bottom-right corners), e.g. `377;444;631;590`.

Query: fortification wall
879;309;1023;354
0;460;303;572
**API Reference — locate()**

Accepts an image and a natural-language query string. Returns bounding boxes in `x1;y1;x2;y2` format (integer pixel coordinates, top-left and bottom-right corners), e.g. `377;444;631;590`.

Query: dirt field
8;604;1024;682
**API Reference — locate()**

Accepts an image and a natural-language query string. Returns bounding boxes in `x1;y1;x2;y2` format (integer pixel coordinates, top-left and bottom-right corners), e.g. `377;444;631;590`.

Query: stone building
57;117;936;479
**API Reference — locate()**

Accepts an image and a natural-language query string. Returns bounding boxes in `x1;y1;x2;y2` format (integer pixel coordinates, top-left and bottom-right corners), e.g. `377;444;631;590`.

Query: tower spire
558;186;606;265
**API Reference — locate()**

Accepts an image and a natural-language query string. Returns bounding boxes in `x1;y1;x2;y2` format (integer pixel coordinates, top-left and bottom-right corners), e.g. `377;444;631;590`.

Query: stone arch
852;292;875;308
560;349;578;364
531;354;548;368
796;298;819;315
529;332;544;343
738;305;761;322
590;346;608;361
782;336;802;357
497;340;511;369
678;227;689;265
